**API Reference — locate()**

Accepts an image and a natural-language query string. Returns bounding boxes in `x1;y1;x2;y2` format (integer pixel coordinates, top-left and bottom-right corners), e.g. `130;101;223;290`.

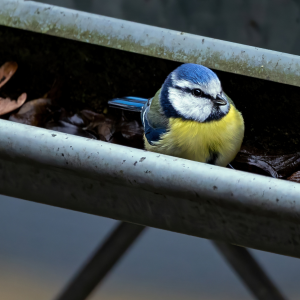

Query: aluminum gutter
0;119;299;258
1;1;300;87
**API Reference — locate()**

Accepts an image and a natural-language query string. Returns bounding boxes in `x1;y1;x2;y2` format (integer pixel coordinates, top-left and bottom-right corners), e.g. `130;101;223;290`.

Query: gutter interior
0;25;300;153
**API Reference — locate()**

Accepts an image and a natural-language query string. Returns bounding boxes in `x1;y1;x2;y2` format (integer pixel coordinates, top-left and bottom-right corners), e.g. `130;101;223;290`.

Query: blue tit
108;63;244;167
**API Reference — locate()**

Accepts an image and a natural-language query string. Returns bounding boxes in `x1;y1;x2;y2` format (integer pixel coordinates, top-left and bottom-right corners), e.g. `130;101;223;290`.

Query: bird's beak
214;94;227;106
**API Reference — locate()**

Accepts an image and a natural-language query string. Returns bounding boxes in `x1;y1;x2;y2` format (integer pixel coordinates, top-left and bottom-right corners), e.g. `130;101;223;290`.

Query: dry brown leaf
96;116;116;141
287;171;300;183
9;98;53;126
0;62;18;89
119;120;144;140
46;120;97;139
0;93;27;116
234;145;300;178
80;110;106;130
59;110;106;130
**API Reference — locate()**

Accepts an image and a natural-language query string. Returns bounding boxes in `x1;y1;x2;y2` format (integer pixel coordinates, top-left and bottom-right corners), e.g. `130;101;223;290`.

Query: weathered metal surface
1;0;300;87
0;119;300;258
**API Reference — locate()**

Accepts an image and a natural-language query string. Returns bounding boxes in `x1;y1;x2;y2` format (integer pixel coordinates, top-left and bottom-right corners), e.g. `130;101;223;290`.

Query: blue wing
108;96;148;112
108;96;167;145
141;99;167;145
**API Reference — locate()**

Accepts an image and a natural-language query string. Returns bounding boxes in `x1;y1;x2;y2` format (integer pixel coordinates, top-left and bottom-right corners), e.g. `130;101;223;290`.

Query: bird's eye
192;89;202;97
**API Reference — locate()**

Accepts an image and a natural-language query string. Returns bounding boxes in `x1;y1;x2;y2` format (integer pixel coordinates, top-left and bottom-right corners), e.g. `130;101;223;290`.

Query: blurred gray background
2;1;300;299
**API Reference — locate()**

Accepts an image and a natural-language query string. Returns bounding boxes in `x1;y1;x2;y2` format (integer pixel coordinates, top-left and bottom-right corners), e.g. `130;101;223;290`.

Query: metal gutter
0;119;300;258
1;0;300;87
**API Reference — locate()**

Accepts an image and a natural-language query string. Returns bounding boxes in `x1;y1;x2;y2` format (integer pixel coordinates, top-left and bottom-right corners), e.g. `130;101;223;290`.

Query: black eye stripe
204;94;214;100
174;86;215;100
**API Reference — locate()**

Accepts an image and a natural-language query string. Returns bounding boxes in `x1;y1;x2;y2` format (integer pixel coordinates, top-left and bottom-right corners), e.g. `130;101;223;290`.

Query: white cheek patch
168;87;213;122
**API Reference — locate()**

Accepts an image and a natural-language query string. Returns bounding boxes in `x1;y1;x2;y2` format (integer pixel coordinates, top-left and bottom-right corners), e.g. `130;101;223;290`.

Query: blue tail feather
108;96;148;112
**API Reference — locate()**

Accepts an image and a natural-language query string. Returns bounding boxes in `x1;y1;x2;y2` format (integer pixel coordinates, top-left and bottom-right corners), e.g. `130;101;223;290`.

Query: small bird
109;63;244;167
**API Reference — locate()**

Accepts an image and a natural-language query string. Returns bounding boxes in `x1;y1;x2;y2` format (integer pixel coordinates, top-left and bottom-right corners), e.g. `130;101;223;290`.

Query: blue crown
160;64;219;118
172;63;219;85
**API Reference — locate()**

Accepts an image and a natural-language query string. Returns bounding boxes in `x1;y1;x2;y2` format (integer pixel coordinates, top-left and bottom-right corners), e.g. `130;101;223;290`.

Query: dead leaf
96;115;117;141
46;120;97;139
119;120;144;140
287;171;300;183
0;62;18;89
0;93;27;116
66;113;86;127
9;98;53;126
80;110;106;130
59;110;106;130
233;145;300;178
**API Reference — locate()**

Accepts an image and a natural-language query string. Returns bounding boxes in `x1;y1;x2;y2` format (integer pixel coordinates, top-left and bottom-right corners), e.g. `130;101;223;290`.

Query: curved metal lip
1;0;300;87
0;119;300;257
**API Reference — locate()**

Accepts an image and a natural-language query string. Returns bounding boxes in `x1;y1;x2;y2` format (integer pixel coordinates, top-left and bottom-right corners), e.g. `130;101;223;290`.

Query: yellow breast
144;105;244;167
